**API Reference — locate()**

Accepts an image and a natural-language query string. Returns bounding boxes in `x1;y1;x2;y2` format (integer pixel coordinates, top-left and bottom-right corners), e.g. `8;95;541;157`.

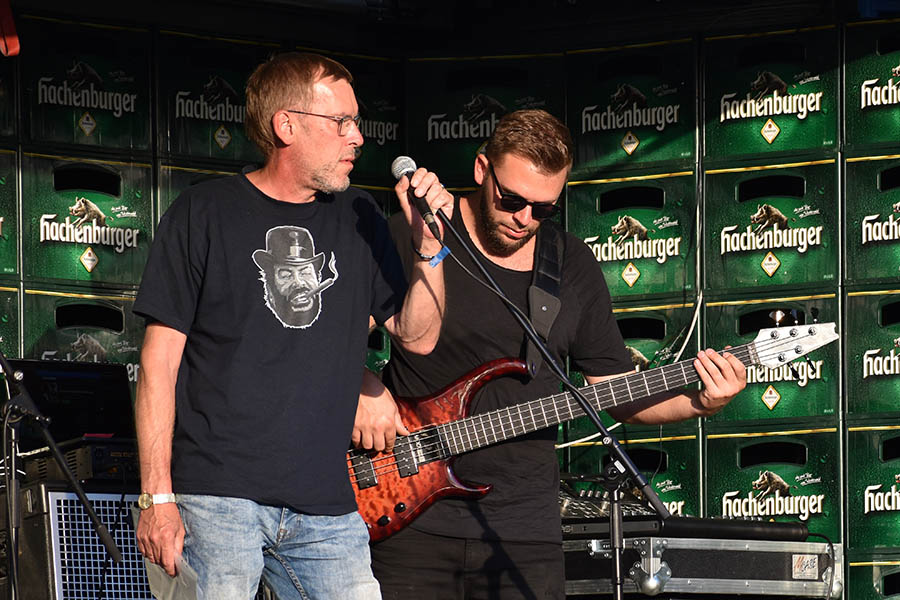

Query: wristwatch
137;492;177;510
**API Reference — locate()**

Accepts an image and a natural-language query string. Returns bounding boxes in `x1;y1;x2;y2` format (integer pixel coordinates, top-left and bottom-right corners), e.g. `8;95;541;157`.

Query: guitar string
347;338;804;484
346;343;768;484
347;333;820;485
348;344;752;483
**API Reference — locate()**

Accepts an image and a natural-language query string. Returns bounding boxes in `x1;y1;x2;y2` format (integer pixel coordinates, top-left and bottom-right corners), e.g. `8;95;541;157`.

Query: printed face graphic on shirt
252;226;339;329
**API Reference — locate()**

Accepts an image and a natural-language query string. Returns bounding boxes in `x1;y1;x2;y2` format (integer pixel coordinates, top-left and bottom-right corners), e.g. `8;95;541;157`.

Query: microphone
391;156;442;241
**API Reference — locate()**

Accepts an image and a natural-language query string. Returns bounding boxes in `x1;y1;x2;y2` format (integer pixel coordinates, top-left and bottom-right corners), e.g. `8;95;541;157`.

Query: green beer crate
704;26;838;163
703;159;839;294
20;16;151;153
0;52;16;140
22;153;152;289
564;298;700;438
704;292;840;425
332;53;405;186
567;170;697;301
0;148;17;276
705;425;842;541
845;155;900;286
566;433;700;518
846;423;900;553
0;282;19;358
406;53;564;186
365;327;391;374
846;19;900;153
158;31;274;165
847;556;900;599
22;288;144;394
566;38;695;178
158;163;238;222
845;288;900;418
613;298;701;383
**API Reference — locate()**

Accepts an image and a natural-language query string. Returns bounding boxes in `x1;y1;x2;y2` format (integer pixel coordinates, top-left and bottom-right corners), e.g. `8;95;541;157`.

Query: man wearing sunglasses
133;52;452;599
366;109;746;599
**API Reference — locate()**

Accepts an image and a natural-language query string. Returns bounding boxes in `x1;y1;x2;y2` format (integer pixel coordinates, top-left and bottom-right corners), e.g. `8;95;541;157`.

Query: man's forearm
390;254;445;354
136;377;176;493
135;324;186;493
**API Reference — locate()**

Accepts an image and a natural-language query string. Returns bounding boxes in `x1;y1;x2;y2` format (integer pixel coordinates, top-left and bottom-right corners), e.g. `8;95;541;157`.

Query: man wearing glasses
132;52;452;599
367;109;746;599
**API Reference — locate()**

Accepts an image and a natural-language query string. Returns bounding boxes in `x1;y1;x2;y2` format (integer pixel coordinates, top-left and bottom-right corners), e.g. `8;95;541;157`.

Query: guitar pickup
350;452;377;490
393;434;421;478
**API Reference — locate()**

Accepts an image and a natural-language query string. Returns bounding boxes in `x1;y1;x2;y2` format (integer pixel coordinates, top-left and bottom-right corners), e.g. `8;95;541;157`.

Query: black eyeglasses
488;162;560;219
285;109;361;136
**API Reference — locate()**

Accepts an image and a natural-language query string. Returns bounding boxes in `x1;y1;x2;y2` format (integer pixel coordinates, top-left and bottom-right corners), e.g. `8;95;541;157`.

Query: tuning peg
770;309;786;327
810;307;819;323
789;363;800;378
789;309;801;325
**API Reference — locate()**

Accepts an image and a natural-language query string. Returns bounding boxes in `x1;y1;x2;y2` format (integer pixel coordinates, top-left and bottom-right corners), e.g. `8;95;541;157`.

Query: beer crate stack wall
560;38;703;518
1;9;899;597
843;18;900;598
700;25;846;576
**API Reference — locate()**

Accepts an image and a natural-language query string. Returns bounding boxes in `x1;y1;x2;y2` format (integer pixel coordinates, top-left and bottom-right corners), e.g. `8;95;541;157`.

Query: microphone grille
391;156;417;181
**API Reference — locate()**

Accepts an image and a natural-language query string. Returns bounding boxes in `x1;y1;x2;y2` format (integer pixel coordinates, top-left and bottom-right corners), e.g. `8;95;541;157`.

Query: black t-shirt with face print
134;171;406;515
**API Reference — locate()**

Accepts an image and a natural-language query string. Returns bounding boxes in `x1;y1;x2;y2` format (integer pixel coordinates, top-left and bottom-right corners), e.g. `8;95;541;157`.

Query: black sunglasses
488;162;560;219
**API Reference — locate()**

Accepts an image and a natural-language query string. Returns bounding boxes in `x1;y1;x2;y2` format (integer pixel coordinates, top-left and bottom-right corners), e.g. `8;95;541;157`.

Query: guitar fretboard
435;343;758;456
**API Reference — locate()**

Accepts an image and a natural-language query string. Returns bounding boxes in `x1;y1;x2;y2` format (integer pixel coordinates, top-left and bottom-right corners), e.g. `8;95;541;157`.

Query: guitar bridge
350;452;377;490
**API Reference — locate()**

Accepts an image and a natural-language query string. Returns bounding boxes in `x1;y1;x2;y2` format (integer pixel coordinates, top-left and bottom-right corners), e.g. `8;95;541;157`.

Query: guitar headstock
752;322;839;368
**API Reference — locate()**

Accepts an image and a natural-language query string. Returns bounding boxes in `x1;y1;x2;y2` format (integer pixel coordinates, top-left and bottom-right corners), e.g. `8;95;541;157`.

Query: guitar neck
438;342;758;455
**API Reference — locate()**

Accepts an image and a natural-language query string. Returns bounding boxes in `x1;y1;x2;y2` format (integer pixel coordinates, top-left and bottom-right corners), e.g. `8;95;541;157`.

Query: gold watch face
138;493;153;509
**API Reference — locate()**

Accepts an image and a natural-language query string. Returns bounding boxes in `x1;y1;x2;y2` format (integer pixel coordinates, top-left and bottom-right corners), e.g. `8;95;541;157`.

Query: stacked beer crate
155;30;271;219
560;38;703;516
701;25;843;559
843;17;900;600
6;15;157;394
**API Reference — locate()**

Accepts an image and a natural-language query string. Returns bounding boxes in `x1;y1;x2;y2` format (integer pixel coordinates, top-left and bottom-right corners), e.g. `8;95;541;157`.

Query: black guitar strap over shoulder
526;222;564;378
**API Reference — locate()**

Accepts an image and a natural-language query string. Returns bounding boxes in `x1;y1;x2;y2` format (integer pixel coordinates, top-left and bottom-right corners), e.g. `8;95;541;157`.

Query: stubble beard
476;195;537;257
310;148;361;194
311;164;350;194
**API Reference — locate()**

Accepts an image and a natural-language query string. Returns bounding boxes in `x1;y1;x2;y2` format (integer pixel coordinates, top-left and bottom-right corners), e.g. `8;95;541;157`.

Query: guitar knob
377;515;391;527
394;503;407;513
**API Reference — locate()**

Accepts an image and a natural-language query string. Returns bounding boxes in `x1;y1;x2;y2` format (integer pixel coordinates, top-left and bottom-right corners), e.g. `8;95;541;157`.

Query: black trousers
371;527;565;600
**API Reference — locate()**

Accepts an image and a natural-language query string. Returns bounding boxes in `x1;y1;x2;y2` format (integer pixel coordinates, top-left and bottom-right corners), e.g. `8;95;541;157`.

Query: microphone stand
435;209;669;600
0;350;122;600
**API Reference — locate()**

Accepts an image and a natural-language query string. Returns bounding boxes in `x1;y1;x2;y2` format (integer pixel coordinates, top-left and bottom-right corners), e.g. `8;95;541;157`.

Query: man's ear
474;153;489;187
272;110;295;146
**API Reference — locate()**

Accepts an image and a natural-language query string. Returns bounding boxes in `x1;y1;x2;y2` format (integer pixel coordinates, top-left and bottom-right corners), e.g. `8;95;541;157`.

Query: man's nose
346;119;363;146
512;205;533;227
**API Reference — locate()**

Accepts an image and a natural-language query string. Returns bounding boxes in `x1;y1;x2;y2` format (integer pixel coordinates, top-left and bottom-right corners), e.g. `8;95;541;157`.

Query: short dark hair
484;109;573;174
245;52;353;159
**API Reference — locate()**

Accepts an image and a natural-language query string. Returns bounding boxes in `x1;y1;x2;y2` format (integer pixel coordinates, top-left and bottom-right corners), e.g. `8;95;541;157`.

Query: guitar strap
525;221;564;378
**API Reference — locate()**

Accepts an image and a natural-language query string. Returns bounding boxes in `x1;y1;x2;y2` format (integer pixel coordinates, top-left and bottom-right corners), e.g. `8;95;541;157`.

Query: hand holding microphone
390;156;453;243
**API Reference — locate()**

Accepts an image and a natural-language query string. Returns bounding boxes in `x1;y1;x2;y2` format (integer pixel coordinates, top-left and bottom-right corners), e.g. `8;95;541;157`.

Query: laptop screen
3;359;134;452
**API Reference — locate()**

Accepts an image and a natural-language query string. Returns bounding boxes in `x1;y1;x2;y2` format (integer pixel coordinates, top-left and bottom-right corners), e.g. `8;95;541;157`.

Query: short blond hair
245;52;353;159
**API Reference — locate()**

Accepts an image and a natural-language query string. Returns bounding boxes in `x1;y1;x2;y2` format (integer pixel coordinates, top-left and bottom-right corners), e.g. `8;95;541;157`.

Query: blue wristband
428;245;451;268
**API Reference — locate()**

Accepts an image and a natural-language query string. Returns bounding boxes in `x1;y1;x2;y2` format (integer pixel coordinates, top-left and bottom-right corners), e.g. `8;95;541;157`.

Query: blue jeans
177;494;381;600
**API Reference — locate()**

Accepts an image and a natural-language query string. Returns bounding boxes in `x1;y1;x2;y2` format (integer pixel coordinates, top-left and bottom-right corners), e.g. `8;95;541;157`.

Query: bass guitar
348;323;838;541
